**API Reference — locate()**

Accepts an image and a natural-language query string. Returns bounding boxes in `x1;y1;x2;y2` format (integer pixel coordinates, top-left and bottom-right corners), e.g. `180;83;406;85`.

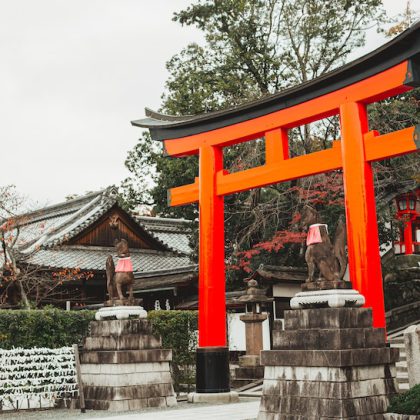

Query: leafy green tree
122;0;418;285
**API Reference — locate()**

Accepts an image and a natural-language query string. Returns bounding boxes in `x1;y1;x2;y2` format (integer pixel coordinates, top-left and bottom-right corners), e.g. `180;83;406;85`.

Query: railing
393;241;420;255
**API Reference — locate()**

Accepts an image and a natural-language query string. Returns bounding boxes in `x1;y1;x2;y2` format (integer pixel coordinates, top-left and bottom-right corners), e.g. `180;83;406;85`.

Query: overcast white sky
0;0;418;209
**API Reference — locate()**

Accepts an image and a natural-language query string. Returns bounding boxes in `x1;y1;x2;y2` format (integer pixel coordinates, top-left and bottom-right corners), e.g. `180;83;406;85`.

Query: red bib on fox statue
306;223;328;246
106;238;135;301
115;257;133;273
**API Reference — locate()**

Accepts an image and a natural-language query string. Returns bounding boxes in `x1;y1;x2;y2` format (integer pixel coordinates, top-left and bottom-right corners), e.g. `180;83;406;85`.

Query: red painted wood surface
198;145;226;347
339;102;385;328
403;220;414;255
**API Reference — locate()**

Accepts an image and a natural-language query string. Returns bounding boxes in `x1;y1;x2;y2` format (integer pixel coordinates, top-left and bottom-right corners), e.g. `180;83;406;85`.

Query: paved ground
2;399;260;420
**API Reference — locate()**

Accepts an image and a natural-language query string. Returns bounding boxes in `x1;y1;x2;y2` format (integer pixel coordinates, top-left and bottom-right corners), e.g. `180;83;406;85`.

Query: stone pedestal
290;289;365;309
241;312;267;357
258;307;399;419
80;319;177;411
95;305;147;320
233;313;267;388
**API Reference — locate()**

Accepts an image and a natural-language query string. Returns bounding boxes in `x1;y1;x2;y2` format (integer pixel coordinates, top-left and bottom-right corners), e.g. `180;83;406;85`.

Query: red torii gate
133;23;419;393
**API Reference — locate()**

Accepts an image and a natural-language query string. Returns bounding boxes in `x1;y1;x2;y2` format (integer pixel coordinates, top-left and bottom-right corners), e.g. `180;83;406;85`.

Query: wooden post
198;145;226;347
404;218;414;254
340;102;386;329
73;344;85;413
265;128;289;164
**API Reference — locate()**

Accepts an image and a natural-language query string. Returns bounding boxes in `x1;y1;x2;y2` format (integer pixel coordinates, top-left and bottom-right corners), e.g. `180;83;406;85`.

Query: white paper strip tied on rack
0;347;78;411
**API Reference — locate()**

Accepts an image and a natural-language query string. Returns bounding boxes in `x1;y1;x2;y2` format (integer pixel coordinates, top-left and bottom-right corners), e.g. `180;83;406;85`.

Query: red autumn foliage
229;172;344;273
52;267;94;285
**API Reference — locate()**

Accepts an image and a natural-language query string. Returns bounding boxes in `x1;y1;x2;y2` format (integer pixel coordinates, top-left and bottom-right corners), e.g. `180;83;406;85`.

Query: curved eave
132;21;420;141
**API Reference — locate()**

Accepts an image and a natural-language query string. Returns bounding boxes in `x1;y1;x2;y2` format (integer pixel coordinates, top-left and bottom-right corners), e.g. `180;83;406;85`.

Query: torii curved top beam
132;21;420;142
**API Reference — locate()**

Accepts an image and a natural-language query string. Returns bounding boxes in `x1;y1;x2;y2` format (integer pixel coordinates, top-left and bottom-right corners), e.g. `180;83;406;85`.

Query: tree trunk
16;277;30;309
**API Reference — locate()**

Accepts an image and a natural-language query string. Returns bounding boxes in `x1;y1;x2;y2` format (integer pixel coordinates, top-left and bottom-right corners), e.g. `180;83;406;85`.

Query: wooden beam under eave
364;126;419;162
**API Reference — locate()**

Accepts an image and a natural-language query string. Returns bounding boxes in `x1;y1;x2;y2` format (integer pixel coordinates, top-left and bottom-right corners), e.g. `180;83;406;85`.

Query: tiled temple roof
135;215;192;255
28;246;193;273
11;187;192;256
6;188;195;273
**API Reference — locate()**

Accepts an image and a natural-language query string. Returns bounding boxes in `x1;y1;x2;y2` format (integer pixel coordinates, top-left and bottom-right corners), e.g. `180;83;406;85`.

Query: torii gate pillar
195;145;231;395
340;102;386;328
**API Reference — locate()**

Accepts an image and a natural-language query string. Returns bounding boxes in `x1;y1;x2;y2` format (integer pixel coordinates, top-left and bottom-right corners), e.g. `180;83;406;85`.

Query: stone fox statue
106;238;134;301
299;205;347;283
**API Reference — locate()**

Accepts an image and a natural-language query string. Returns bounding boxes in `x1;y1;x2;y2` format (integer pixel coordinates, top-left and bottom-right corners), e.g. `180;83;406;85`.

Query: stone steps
388;336;409;392
232;365;264;390
84;334;162;351
231;378;257;389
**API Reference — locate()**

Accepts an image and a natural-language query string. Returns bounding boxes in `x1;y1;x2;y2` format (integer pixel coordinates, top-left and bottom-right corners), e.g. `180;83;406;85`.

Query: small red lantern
395;192;419;255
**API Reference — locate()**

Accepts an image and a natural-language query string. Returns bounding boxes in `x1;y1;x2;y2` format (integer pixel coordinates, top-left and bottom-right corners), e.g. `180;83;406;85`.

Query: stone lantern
233;278;272;386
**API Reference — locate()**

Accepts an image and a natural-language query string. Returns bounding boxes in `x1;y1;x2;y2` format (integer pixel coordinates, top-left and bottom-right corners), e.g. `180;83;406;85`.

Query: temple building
1;188;197;310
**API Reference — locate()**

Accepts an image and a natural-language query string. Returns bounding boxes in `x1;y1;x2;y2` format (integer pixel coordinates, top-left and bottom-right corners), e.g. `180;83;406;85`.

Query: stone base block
301;280;352;291
258;307;399;419
232;364;265;389
273;327;386;350
83;383;174;401
83;334;162;351
239;354;260;367
85;395;176;411
284;307;373;330
258;394;394;419
81;369;172;387
261;347;398;367
187;391;239;404
89;319;153;336
104;298;143;307
235;366;265;379
80;362;170;375
80;318;177;411
80;348;172;364
258;416;386;420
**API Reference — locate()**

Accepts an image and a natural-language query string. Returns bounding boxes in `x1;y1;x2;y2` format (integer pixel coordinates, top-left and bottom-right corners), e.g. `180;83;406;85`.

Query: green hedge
148;310;198;392
388;384;420;415
0;309;95;349
0;309;198;392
